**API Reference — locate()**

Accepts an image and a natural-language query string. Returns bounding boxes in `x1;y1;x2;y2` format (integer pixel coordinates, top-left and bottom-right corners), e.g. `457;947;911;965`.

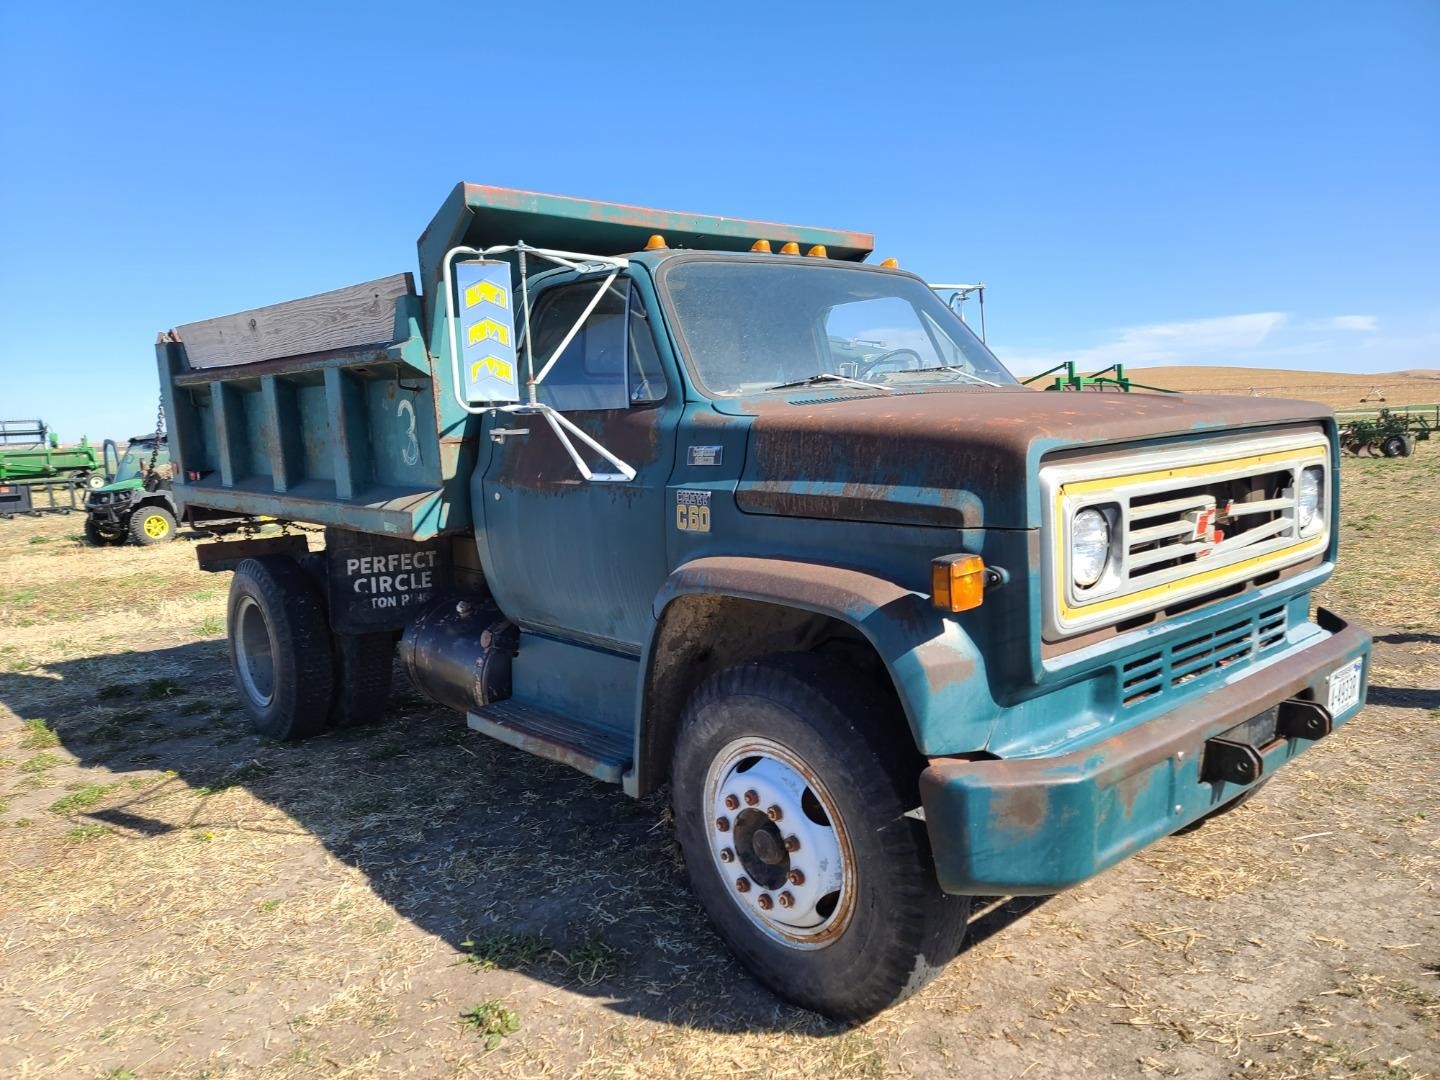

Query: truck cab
157;184;1370;1021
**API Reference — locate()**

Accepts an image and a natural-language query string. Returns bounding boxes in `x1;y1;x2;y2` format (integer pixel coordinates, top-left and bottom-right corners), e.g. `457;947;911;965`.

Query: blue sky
2;1;1436;440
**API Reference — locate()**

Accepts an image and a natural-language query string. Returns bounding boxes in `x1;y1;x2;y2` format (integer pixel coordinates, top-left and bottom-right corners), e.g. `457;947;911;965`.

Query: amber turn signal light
931;554;987;613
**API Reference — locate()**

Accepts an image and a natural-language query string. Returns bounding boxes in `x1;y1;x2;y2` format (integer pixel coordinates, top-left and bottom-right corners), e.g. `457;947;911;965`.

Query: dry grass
1123;366;1440;411
0;450;1437;1079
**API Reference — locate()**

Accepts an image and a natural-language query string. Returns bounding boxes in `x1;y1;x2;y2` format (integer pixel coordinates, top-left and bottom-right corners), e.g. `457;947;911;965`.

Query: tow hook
1201;697;1335;785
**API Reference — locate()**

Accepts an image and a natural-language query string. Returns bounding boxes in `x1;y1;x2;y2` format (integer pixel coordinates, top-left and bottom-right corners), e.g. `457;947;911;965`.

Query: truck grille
1125;465;1299;587
1040;432;1330;637
1121;604;1288;707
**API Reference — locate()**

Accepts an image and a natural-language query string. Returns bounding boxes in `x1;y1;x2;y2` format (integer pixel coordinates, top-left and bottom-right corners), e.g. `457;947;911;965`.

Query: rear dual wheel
227;557;393;740
672;653;970;1021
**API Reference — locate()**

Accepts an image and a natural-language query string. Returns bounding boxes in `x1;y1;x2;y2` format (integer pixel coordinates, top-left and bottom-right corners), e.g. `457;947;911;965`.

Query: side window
527;280;667;410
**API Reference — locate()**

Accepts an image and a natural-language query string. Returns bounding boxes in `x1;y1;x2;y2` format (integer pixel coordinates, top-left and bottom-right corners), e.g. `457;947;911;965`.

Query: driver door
477;277;676;651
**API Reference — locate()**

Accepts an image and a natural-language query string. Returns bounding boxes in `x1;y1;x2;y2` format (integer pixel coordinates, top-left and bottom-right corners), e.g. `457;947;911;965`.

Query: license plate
1326;657;1364;717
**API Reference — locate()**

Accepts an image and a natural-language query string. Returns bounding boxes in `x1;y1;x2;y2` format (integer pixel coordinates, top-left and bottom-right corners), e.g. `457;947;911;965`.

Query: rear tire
84;517;124;547
227;557;334;740
328;632;395;729
671;652;970;1021
129;505;177;545
1381;435;1407;458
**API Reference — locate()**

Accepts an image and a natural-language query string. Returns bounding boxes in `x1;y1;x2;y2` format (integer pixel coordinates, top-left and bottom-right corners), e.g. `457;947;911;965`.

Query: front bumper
919;608;1370;895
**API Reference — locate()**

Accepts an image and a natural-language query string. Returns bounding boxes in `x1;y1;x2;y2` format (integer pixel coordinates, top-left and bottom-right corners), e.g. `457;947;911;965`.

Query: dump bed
158;183;873;540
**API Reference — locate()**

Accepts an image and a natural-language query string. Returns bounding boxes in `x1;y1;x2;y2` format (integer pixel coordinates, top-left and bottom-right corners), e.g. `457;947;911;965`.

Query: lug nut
784;835;801;853
766;804;783;822
787;868;805;886
719;847;734;863
735;877;750;893
724;794;740;810
778;891;795;908
743;789;760;806
757;893;774;910
715;817;730;832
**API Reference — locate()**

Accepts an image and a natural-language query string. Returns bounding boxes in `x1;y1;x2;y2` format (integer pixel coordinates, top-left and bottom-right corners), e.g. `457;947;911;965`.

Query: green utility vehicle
84;435;246;545
0;419;109;489
158;184;1370;1020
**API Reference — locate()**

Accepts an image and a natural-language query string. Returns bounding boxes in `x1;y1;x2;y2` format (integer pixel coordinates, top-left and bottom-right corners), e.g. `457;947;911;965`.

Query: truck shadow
0;641;1044;1034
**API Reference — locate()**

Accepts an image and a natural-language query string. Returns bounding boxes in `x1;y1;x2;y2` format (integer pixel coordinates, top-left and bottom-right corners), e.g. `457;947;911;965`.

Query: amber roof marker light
644;234;668;250
779;241;801;255
750;239;773;253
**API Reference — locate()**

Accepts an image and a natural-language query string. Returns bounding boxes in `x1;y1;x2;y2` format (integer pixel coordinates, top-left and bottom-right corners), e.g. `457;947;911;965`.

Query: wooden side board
174;273;415;370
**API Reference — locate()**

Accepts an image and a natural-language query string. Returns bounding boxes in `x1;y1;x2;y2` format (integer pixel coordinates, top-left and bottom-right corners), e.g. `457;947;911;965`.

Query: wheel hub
704;738;855;948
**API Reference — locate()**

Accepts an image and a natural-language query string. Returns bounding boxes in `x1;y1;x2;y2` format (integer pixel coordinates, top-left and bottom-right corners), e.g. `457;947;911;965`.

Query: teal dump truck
158;184;1371;1020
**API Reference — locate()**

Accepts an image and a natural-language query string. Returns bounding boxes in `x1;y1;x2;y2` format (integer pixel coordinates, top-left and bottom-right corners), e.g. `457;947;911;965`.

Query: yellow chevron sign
467;318;511;347
470;355;515;383
465;279;508;309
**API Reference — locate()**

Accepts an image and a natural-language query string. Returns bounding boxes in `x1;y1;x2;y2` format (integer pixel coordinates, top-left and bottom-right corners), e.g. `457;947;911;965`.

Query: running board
467;700;632;784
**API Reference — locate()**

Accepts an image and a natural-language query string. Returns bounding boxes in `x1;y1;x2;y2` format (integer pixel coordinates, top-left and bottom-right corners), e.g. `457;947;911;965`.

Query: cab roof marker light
806;244;828;258
880;257;899;268
645;234;667;250
779;241;801;255
750;239;773;253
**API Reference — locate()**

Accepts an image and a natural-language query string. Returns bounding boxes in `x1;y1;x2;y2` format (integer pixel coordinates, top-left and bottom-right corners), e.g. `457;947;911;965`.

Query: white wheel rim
703;736;856;949
234;595;276;708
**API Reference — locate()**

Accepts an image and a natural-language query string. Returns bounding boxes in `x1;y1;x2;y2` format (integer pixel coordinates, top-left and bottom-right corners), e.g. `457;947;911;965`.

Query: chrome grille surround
1040;432;1330;637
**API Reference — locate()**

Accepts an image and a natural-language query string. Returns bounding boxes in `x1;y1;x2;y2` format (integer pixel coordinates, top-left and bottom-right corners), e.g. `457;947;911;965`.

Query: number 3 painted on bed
397;398;420;466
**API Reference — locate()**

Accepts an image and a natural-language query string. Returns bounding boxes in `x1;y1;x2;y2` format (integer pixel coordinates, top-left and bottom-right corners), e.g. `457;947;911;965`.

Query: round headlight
1071;507;1112;589
1297;466;1323;535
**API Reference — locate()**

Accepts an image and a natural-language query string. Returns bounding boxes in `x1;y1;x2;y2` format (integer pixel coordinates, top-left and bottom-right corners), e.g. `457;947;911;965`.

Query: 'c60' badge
676;489;711;533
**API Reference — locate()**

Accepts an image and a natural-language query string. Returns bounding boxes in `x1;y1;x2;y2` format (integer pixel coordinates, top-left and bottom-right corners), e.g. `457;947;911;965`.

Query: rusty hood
728;387;1333;530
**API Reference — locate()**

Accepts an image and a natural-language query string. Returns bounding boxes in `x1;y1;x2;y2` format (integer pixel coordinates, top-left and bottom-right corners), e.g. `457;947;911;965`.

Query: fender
627;555;997;795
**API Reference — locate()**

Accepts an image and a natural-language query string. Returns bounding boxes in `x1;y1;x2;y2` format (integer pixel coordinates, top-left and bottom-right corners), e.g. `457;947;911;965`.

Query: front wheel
672;653;970;1021
83;517;124;546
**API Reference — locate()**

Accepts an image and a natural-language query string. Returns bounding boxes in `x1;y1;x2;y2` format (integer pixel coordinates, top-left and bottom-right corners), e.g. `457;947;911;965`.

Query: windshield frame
652;253;1016;399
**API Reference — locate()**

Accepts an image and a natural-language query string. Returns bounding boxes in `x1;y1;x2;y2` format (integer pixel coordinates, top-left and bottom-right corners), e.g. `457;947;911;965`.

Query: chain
147;395;165;474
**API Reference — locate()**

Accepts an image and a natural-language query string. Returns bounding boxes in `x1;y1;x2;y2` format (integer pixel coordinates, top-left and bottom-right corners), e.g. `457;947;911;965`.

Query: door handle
490;427;530;443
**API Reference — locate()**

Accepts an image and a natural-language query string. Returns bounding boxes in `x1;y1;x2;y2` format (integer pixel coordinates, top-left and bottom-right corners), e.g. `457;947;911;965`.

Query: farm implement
1336;404;1436;457
1022;361;1177;393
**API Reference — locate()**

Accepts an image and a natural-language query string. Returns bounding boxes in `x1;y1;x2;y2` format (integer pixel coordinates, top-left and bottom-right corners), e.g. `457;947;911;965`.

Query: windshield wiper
766;372;896;393
877;365;999;388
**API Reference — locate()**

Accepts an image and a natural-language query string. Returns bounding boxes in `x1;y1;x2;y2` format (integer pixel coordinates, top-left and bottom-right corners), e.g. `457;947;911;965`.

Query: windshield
114;444;168;483
659;258;1016;396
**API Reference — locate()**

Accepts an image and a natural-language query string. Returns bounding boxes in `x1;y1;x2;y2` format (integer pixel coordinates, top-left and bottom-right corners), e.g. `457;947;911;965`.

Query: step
467;699;632;784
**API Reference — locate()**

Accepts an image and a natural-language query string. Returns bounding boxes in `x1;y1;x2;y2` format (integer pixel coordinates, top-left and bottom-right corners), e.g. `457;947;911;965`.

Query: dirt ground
0;453;1436;1079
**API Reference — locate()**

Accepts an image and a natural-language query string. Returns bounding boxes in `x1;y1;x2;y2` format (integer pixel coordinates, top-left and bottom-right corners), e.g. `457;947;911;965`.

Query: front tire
129;505;177;545
672;653;970;1021
84;517;124;546
227;558;334;740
